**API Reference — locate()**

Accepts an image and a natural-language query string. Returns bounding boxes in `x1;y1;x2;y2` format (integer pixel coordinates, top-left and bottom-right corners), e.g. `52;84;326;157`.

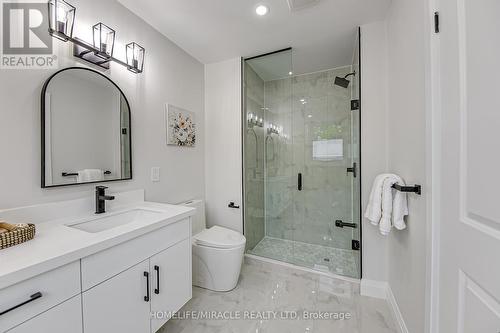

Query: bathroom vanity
0;190;194;333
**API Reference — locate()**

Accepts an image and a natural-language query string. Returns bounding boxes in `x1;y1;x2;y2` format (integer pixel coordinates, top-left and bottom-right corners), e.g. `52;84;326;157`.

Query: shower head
334;72;356;88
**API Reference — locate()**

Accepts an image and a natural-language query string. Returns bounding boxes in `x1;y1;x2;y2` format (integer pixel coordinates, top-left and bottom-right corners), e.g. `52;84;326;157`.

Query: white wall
385;0;429;332
360;21;389;284
361;9;429;332
0;0;204;209
204;58;243;233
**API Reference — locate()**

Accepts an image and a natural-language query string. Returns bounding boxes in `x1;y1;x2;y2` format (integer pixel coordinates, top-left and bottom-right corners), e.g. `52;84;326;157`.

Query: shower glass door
292;67;360;277
244;40;361;279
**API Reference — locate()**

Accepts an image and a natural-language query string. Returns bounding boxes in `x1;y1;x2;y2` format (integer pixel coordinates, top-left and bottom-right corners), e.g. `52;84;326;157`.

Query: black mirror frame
40;66;133;188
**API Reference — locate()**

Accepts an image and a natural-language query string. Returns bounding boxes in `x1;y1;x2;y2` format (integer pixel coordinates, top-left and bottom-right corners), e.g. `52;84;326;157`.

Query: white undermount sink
66;208;163;233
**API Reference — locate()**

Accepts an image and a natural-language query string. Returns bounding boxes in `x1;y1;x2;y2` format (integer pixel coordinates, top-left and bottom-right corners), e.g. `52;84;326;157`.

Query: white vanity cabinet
81;218;192;333
1;217;192;333
150;238;192;332
82;260;151;333
0;262;81;333
7;296;83;333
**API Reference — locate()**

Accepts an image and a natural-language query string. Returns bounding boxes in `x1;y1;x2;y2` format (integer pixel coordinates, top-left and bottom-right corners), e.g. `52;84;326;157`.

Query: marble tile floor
159;257;398;333
248;237;359;279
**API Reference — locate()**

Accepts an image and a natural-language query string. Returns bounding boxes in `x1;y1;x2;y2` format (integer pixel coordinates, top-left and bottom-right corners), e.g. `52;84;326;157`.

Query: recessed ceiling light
288;71;293;75
255;4;269;16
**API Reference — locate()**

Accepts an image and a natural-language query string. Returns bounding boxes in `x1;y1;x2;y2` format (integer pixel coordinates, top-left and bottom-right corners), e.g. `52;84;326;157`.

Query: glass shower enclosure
242;35;361;279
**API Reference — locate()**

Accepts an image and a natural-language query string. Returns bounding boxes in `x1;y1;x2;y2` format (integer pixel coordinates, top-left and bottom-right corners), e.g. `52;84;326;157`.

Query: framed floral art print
165;104;196;147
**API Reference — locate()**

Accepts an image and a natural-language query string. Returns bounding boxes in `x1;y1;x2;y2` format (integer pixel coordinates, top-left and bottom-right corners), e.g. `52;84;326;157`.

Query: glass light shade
48;0;76;41
93;23;115;58
126;42;145;73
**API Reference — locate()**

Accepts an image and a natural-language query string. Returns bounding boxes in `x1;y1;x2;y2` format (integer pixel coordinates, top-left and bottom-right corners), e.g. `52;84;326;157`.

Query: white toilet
182;200;246;292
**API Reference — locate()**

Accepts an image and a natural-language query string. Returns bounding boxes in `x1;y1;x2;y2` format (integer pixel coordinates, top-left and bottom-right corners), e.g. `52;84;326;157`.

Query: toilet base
192;243;245;292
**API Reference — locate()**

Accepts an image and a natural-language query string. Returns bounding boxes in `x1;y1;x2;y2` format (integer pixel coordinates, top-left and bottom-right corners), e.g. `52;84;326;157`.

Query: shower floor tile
248;237;359;278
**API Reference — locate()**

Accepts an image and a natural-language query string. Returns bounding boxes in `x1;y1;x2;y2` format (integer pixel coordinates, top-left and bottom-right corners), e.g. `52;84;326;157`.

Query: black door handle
0;292;42;316
335;220;358;229
298;173;302;191
144;271;150;302
228;202;240;209
347;163;357;178
154;265;160;295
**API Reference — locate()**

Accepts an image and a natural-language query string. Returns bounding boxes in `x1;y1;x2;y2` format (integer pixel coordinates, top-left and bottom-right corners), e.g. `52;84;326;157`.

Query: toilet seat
193;226;246;249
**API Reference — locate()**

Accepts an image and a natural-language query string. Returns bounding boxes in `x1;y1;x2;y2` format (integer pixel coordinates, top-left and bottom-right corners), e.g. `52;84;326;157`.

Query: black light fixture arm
49;30;139;72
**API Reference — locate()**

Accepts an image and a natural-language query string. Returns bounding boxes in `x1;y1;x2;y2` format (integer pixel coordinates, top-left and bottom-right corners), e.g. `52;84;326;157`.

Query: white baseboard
360;279;388;299
360;279;408;333
386;284;409;333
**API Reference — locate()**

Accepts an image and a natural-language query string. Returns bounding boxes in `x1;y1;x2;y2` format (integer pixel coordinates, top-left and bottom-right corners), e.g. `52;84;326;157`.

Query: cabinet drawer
0;261;80;332
81;218;190;290
7;295;82;333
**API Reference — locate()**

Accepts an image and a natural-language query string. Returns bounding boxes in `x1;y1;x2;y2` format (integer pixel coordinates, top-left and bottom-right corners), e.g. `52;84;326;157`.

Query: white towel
364;174;391;225
379;175;409;235
392;180;409;231
77;169;104;183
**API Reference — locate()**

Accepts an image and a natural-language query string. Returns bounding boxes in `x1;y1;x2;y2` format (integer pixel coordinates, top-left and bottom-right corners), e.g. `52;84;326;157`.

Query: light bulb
255;5;269;16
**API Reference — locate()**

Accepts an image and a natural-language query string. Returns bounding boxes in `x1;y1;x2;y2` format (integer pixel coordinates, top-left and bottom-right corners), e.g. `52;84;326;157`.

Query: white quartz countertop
0;201;195;290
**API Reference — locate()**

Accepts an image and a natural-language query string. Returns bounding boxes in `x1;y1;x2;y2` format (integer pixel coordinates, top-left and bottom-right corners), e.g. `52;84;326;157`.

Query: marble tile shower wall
264;67;356;251
244;64;266;250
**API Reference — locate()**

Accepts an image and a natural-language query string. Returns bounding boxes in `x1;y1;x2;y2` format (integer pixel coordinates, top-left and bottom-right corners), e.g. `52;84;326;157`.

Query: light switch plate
151;167;160;182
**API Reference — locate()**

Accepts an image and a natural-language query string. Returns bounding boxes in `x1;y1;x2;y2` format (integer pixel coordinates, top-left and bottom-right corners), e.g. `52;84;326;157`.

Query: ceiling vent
287;0;320;11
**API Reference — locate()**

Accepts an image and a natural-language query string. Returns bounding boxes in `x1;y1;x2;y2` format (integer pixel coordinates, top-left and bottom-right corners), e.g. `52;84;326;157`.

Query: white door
82;260;151;333
7;296;82;333
438;0;500;331
150;239;192;333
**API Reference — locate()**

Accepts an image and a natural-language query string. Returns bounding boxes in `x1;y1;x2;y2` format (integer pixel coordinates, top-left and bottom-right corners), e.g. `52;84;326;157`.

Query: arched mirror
41;67;132;188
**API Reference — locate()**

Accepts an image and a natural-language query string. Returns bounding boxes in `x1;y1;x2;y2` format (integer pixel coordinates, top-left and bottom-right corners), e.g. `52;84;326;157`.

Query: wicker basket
0;223;36;250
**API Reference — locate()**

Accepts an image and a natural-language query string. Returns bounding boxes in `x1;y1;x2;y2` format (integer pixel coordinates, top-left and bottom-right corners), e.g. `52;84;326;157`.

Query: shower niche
242;31;361;279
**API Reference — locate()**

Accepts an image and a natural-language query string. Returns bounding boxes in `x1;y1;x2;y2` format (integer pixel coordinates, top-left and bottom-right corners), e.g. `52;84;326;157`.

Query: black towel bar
392;183;422;195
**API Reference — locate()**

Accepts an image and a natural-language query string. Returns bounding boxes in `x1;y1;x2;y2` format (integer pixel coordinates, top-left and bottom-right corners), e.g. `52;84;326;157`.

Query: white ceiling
118;0;391;75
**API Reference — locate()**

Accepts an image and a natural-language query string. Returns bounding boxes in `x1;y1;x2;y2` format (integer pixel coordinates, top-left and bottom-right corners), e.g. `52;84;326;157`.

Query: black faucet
95;186;115;214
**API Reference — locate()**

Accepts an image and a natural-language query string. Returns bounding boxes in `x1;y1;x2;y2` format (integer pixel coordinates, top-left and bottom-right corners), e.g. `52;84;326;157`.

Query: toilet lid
194;226;246;249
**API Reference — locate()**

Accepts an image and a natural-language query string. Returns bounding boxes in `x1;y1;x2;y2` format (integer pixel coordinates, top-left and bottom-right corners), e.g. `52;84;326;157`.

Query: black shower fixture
334;72;356;88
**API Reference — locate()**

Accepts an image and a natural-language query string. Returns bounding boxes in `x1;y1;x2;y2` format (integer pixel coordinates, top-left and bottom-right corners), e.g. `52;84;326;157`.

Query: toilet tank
181;199;206;235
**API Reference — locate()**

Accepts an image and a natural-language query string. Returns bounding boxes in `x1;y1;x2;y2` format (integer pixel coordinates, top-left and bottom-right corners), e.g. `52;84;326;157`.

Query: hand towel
77;169;104;183
379;175;401;235
364;174;391;225
392;180;409;230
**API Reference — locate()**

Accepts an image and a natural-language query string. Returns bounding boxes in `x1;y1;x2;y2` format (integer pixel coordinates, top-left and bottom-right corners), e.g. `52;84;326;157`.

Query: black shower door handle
298;173;302;191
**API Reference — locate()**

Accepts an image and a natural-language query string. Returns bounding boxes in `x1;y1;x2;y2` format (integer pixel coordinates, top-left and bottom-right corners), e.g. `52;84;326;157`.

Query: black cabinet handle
228;202;240;209
144;271;150;302
298;173;302;191
0;292;42;316
154;265;160;295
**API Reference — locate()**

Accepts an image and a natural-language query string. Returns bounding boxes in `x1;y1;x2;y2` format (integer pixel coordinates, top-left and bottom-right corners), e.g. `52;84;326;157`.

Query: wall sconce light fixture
48;1;145;74
126;42;145;73
48;0;76;41
93;23;115;58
